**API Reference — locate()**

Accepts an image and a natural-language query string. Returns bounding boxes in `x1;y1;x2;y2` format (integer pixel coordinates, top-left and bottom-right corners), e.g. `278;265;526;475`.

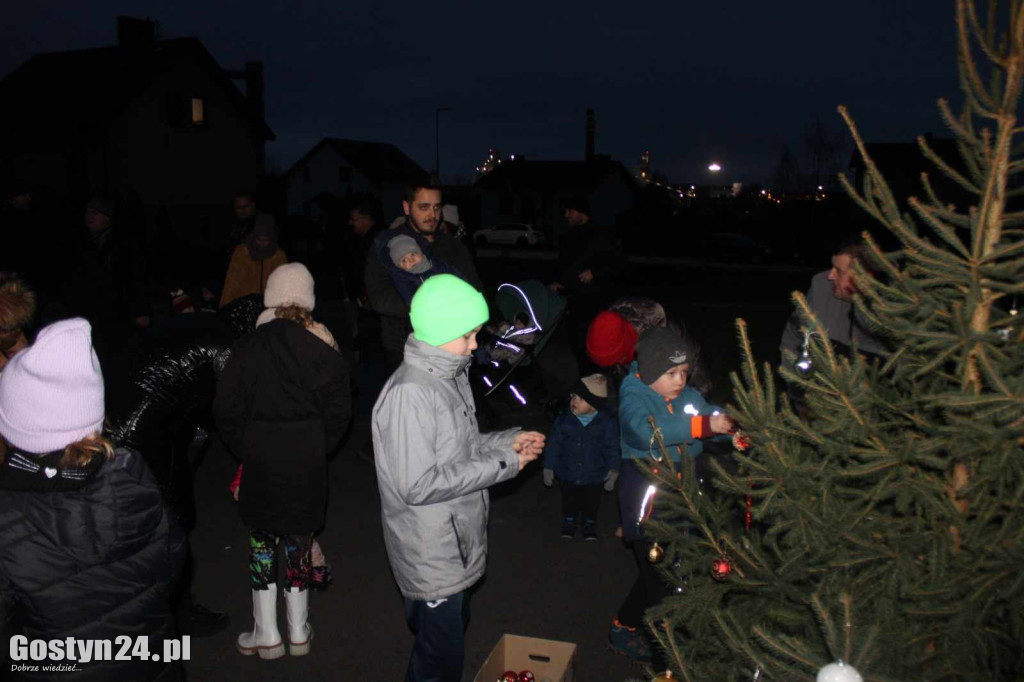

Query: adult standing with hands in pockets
372;274;545;682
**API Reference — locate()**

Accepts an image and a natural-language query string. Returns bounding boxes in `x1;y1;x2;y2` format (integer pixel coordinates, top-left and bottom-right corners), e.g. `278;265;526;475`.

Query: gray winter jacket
372;335;521;601
779;270;886;369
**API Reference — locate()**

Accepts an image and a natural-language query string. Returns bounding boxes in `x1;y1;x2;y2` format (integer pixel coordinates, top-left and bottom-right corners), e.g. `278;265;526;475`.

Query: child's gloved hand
543;469;554;487
604;470;619;492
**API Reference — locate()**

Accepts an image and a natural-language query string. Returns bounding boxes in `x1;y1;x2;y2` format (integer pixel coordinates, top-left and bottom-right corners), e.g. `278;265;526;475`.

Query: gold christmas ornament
648;542;665;563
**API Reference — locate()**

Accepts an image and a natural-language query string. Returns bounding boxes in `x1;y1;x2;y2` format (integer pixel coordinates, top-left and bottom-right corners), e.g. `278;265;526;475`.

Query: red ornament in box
711;556;732;581
518;671;535;682
500;672;518;682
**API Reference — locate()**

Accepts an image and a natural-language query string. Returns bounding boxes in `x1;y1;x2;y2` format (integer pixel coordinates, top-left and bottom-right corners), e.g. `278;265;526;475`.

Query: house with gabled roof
0;16;274;234
285;137;429;222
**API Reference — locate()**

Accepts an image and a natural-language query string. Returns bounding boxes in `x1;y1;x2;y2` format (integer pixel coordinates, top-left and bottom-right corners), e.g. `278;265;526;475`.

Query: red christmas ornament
732;430;751;451
711;556;732;581
500;672;518;682
518;671;535;682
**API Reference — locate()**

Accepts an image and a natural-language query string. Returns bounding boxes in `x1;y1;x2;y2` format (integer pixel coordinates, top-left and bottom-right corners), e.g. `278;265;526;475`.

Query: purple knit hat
0;318;105;453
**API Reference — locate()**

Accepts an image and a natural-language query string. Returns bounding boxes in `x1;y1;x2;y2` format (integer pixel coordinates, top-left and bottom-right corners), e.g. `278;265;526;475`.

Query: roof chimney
117;17;156;51
585;108;595;161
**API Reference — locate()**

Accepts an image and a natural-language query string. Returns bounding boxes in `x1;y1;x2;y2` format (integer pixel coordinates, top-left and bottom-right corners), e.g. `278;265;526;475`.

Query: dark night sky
1;1;960;185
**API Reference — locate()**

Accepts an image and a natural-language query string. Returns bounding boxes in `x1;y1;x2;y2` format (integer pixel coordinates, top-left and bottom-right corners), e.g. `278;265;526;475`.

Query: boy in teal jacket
609;327;735;664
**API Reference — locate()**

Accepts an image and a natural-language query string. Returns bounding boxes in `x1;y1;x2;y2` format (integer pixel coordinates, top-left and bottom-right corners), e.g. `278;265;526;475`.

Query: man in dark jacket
550;195;620;370
226;190;263;253
346;199;383;305
64;192;153;357
366;179;483;372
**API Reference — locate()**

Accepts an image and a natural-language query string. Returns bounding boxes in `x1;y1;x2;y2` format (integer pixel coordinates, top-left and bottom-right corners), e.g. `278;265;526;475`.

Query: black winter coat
555;224;620;295
213;318;351;534
0;447;184;682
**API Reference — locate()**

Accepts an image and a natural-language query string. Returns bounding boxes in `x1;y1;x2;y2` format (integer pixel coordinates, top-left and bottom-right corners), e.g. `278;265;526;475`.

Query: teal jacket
619;361;723;462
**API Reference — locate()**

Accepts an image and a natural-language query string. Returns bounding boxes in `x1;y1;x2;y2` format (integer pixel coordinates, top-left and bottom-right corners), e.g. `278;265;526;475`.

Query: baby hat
410;274;489;346
575;373;609;412
0;318;105;453
388;235;431;274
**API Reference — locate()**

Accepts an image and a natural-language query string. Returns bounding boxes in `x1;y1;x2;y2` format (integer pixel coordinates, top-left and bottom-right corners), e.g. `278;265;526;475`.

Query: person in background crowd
0;272;34;372
0;319;185;682
550;195;621;371
346;199;383;306
220;214;288;308
65;191;153;357
779;239;888;417
441;204;467;241
780;240;886;368
227;190;262;253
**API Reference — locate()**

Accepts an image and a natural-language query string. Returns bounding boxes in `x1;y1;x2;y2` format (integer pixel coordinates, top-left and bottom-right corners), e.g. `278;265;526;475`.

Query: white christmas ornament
817;662;863;682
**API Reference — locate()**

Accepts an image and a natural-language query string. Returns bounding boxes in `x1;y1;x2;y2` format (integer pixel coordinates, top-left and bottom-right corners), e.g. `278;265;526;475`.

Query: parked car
474;223;543;247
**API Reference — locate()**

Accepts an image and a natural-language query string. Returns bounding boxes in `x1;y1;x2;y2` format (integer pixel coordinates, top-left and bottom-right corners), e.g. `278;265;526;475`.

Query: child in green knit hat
371;274;546;681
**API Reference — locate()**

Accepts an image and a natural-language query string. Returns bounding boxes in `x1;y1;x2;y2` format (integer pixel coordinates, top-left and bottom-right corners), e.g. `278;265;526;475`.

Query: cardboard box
473;634;577;682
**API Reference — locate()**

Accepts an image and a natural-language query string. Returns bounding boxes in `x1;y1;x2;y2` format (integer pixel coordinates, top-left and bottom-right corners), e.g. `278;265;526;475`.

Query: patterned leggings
248;529;313;591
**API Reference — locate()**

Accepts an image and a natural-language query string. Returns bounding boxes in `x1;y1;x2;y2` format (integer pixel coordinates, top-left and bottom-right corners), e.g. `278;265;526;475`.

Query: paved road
184;414;645;681
182;254;802;680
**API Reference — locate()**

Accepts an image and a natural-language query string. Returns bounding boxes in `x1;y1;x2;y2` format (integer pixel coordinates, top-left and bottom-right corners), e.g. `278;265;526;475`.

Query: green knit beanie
410;274;490;346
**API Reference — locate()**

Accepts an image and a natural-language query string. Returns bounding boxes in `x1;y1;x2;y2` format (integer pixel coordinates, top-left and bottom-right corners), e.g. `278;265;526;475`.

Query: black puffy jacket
0;447;184;681
213;317;351;535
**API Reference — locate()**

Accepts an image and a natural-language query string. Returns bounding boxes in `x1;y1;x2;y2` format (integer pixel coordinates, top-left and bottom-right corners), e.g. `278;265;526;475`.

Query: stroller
471;280;579;417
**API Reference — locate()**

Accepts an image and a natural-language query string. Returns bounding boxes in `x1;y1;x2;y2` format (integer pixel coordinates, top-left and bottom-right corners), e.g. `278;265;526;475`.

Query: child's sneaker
560;517;576;539
607;619;652;662
582;520;598;541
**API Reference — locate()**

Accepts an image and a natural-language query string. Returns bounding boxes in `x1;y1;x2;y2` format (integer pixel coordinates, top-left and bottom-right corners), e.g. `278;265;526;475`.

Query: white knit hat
0;318;105;453
264;263;315;310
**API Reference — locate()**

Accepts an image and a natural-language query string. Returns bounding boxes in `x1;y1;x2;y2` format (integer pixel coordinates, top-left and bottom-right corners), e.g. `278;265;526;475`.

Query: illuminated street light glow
708;163;721;172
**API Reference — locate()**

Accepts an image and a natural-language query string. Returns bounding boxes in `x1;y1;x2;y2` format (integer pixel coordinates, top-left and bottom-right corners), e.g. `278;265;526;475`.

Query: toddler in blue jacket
543;373;620;540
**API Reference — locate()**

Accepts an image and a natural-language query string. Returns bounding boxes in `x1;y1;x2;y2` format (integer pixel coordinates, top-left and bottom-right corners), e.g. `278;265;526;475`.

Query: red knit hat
586;310;638;367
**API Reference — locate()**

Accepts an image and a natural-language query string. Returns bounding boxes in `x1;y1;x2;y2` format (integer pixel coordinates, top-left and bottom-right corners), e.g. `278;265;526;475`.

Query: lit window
191;98;205;125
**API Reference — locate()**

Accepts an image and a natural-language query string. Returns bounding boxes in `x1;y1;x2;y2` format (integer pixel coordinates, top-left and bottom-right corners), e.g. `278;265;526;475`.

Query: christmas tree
636;2;1024;679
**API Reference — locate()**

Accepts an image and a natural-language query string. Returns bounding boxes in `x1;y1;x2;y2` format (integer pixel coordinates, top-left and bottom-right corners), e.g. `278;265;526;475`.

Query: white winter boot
284;587;313;656
237;584;285;659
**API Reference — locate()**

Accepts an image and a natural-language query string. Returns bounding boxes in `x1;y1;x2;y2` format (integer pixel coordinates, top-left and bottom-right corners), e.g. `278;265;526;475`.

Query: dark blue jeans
403;591;469;682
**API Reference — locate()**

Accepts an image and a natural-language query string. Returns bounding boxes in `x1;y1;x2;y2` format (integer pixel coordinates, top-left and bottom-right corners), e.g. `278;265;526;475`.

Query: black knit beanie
635;327;696;385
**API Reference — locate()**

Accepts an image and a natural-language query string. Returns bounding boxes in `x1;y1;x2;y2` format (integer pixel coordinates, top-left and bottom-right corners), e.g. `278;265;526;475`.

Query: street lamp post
435;107;453;179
